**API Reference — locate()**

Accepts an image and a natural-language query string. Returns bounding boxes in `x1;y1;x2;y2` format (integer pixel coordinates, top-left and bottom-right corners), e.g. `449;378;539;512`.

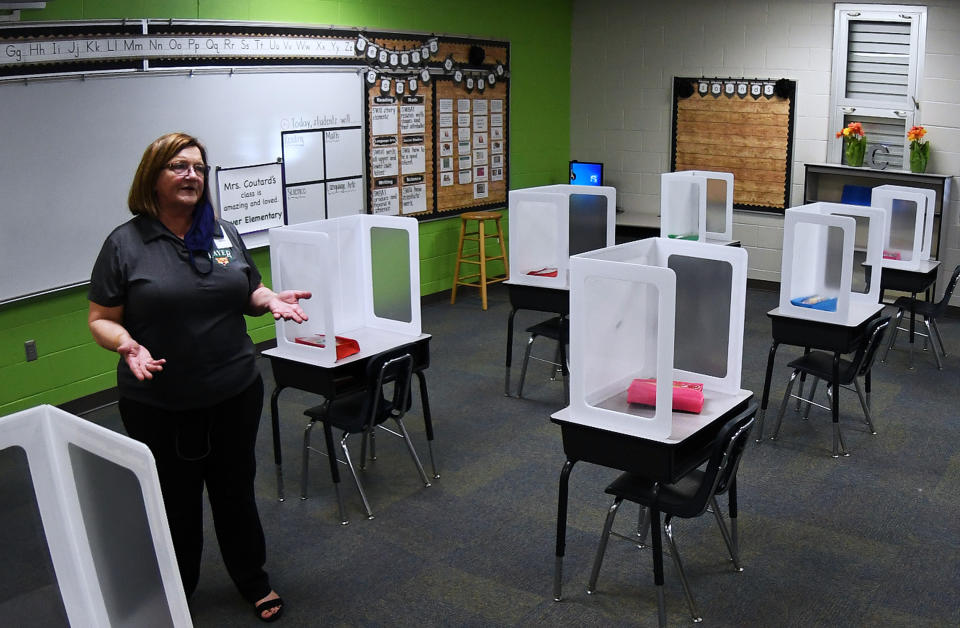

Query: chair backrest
852;316;891;379
933;264;960;318
362;347;415;430
673;402;757;519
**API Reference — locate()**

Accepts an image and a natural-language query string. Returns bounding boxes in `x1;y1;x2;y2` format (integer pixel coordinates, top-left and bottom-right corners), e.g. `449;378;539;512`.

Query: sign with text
217;162;284;234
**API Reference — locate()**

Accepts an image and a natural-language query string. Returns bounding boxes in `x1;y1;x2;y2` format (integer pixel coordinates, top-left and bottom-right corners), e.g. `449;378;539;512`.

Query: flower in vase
907;125;929;173
837;122;866;166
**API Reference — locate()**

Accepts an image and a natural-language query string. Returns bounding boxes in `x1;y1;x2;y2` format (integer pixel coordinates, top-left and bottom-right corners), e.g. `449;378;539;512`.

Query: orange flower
837;122;865;139
907;125;927;143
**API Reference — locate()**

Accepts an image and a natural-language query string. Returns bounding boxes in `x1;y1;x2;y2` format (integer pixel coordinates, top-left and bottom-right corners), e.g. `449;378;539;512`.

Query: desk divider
870;185;936;270
507;184;616;290
0;405;190;627
779;202;886;323
568;238;747;439
268;215;421;365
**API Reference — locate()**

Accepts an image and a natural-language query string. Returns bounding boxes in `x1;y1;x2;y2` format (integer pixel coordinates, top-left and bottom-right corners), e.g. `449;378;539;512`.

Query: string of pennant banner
356;32;507;95
694;78;789;99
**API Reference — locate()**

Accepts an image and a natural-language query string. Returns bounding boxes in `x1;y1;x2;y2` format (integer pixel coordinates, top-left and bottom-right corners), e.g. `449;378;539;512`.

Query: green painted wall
0;0;571;415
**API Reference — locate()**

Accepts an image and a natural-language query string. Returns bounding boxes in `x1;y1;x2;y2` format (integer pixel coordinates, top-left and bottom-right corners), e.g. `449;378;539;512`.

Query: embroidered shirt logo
211;247;234;266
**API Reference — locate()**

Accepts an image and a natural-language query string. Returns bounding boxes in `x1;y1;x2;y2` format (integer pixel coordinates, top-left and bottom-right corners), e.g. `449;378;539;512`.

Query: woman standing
88;132;307;622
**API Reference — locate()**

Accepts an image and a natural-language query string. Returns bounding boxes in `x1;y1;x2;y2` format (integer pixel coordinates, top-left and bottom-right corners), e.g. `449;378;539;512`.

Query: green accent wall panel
6;0;571;415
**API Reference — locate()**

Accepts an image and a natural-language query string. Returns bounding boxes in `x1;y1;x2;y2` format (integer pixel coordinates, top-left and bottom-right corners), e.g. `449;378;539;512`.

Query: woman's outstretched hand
268;290;312;323
117;339;166;381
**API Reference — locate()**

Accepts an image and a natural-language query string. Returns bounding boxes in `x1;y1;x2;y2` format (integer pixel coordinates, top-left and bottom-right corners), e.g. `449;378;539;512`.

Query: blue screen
569;161;603;186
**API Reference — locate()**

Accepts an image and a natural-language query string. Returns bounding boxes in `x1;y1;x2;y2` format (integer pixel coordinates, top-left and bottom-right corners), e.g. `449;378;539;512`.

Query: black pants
119;376;270;603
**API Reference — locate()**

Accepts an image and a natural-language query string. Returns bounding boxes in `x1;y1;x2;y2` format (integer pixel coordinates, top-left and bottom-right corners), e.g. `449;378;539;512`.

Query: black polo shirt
89;214;262;411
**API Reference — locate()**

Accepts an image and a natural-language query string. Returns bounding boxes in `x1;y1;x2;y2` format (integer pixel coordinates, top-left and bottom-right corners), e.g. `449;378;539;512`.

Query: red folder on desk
627;379;704;414
294;335;360;360
527;267;558;277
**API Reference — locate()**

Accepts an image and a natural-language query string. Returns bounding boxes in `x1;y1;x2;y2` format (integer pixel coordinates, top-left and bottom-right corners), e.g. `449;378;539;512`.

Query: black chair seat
525;316;568;341
605;469;706;518
304;392;394;434
892;295;936;317
786;351;857;384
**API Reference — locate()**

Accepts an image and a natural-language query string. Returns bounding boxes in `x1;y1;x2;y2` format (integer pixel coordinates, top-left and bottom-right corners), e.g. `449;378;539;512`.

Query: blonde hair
127;132;210;217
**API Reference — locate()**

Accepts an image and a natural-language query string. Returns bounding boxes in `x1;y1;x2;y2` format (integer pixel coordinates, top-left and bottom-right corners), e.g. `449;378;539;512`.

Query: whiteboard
0;68;363;303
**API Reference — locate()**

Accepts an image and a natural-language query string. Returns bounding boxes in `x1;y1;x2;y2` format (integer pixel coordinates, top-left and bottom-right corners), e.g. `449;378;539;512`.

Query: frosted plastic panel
69;445;173;628
370;227;412;323
705;178;728;234
581;276;659;412
889;199;918;261
824;225;846;291
669;255;731;377
0;445;69;626
569;194;608;255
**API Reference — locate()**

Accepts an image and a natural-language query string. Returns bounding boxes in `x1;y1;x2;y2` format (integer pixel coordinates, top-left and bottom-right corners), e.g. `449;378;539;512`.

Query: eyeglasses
166;161;209;177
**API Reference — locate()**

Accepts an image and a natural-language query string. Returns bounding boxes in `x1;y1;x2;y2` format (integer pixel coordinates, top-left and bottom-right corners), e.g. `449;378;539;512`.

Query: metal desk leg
415;370;440;479
909;292;918;369
505;307;518;396
650;508;667;628
831;352;848;457
270;384;287;502
554;459;576;602
756;340;780;442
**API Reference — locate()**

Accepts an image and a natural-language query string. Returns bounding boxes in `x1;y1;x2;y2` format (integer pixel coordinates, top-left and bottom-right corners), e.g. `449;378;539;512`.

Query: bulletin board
670;77;795;212
364;37;509;218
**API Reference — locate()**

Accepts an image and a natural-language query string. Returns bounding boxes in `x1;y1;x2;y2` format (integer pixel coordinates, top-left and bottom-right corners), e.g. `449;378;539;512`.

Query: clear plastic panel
823;224;845;293
68;444;174;628
705;178;728;234
0;445;70;626
889;198;918;261
569;194;608;255
581;275;658;411
277;240;328;342
370;226;412;323
669;254;731;378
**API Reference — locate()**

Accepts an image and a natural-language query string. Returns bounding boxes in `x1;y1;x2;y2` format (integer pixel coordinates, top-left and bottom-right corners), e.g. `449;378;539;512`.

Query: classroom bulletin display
670;77;795;212
0;20;509;303
365;38;509;217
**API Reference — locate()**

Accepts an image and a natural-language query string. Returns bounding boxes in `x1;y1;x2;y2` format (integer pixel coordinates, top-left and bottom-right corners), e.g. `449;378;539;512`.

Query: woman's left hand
268;290;311;323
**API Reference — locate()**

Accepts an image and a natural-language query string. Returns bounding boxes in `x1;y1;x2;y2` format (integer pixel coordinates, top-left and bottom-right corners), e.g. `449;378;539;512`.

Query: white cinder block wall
570;0;960;300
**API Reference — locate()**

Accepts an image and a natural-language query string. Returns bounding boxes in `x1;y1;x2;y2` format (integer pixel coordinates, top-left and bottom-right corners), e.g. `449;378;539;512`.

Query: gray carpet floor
3;283;959;627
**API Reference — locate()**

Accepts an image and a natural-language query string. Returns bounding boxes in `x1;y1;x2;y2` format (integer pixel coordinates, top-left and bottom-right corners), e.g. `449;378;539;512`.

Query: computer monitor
569;160;603;186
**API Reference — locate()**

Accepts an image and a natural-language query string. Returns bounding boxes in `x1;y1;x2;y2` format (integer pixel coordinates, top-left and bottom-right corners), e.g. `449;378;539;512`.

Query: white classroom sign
217;163;284;234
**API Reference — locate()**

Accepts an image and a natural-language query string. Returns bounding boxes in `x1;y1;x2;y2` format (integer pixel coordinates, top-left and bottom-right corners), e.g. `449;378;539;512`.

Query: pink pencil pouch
627;379;705;414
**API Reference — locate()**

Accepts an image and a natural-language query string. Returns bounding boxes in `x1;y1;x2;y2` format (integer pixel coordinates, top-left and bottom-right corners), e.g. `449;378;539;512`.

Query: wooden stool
451;211;509;310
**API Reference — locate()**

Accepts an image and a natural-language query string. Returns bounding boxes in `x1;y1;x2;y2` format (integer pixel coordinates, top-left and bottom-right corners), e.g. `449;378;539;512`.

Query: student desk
262;334;436;501
504;282;569;396
755;303;884;443
549;391;754;613
866;259;941;369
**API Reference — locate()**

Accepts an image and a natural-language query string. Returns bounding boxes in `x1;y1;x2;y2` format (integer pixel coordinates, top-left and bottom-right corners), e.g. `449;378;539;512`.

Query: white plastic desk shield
268;214;421;365
507;184;616;289
870;185;935;270
0;405;191;627
660;172;708;242
566;238;748;440
779;202;885;324
671;170;734;240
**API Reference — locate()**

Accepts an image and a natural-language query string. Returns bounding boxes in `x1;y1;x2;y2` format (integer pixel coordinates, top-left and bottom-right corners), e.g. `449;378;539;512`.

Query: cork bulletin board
365;37;509;219
670;77;795;212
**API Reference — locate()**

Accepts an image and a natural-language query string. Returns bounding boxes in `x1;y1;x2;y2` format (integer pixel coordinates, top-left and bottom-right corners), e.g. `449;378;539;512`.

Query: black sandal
255;596;284;623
